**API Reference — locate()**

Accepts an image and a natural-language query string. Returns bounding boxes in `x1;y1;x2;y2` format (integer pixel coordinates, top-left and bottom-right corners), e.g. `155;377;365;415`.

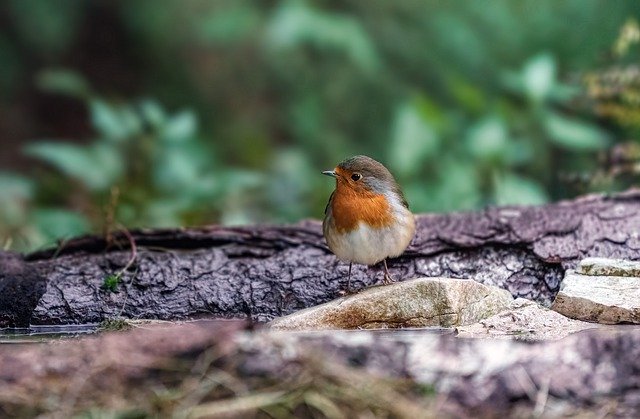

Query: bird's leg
382;259;394;284
346;262;352;293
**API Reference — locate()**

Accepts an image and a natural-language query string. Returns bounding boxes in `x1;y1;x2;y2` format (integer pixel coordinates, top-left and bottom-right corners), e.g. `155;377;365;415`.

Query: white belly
324;212;415;265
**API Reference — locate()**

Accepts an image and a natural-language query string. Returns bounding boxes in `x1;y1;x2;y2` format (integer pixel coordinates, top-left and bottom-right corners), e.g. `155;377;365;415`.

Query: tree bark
3;190;640;327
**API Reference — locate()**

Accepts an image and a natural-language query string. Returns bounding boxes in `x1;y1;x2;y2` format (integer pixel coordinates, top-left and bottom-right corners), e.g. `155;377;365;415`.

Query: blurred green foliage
1;0;639;251
586;19;640;131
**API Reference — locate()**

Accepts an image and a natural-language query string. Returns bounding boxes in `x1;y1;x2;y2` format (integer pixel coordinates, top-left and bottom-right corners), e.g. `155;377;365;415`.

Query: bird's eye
351;173;362;181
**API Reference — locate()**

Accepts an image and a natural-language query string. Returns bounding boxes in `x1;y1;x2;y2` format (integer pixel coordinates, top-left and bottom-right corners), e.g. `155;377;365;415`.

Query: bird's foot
382;273;395;285
382;259;395;285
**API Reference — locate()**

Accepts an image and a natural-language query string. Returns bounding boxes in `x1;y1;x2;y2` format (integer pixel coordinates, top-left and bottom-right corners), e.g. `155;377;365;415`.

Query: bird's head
322;155;406;204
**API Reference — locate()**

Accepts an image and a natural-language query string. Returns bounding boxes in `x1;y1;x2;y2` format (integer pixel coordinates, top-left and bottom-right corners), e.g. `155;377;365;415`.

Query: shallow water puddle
0;324;99;344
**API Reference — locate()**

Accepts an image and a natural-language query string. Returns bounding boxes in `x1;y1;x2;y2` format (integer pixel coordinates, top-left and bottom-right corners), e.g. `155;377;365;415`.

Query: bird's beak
322;170;337;178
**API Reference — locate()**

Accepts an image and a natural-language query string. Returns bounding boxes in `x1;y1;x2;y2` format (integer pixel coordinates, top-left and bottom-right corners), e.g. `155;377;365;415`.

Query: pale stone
552;270;640;324
268;277;513;330
457;298;599;340
578;257;640;277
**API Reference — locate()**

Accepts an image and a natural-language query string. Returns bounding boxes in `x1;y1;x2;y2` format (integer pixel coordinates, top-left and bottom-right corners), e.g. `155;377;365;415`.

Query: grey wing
395;186;410;209
324;191;335;215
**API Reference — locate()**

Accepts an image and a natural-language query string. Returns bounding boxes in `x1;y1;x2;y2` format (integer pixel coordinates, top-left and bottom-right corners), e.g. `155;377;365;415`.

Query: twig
114;224;138;280
186;391;287;418
102;224;138;297
51;237;71;259
533;375;551;418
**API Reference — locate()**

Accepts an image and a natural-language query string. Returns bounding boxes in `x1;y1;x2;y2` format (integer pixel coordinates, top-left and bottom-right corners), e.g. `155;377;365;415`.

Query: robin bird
322;155;416;292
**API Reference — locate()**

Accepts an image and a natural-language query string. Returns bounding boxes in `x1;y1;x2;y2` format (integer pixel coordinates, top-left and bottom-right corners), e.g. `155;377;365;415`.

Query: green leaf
523;53;556;102
433;159;482;211
544;112;610;151
0;173;34;226
406;158;481;212
389;101;440;177
504;139;534;165
118;105;143;138
24;141;123;190
266;2;379;72
466;117;508;161
219;169;263;190
0;172;33;201
36;68;91;99
162;110;197;143
447;75;486;113
493;172;548;206
268;149;316;219
548;82;581;102
90;100;141;141
90;99;126;139
139;99;166;128
91;142;125;186
154;147;199;192
25;142;95;185
145;200;185;227
32;208;90;243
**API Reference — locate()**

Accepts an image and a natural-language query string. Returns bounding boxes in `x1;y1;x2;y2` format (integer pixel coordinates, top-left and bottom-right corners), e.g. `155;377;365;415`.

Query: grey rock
578;257;640;277
456;298;599;340
552;270;640;324
269;277;513;330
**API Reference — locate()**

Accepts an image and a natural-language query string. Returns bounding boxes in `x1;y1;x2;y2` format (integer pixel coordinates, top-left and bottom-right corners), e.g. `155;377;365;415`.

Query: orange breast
330;186;394;233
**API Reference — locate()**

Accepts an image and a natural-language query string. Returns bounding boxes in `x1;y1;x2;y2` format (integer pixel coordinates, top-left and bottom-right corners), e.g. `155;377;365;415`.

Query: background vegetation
2;0;640;252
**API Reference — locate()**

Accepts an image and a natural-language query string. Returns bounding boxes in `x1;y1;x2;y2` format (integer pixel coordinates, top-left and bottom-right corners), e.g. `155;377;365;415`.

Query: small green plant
102;227;138;295
98;318;133;332
417;383;437;397
102;274;121;293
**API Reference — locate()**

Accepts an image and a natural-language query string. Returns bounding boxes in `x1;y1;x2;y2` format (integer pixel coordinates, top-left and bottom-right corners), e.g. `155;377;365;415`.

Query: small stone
268;277;513;330
457;298;599;340
552;270;640;324
578;257;640;277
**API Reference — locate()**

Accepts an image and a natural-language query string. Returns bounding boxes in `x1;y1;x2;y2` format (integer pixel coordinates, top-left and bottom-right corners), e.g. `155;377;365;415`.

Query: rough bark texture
2;190;640;327
1;321;639;417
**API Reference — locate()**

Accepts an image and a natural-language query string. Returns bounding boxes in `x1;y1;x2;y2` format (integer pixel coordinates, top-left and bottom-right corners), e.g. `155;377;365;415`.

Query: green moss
99;319;133;332
102;274;121;293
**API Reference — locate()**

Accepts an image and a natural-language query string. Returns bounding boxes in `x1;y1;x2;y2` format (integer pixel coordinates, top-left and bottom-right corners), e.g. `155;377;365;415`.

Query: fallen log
2;190;640;327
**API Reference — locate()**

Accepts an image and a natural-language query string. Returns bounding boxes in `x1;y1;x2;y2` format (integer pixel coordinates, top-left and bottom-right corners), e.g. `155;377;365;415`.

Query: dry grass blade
303;391;347;419
186;391;287;418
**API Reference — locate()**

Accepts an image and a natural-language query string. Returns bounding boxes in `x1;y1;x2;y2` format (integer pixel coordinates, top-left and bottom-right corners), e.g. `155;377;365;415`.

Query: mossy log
2;190;640;327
